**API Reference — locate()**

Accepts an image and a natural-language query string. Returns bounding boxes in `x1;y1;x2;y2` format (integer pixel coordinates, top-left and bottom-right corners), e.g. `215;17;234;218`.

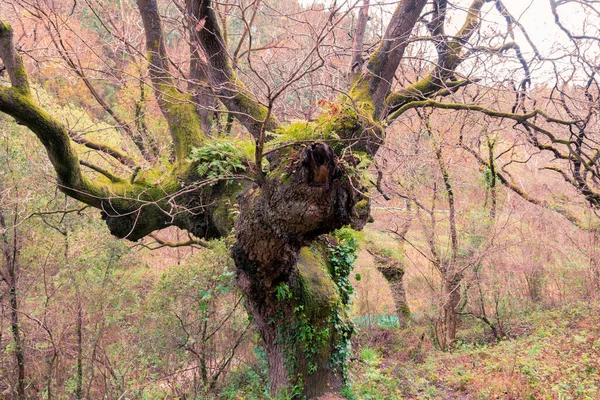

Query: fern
189;141;247;184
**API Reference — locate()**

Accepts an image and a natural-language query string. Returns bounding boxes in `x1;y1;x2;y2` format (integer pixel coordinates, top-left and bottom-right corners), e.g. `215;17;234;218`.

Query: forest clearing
0;0;599;398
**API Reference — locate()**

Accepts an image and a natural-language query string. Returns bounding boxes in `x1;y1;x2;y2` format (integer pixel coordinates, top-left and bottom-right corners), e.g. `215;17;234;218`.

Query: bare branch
70;133;137;168
363;0;429;114
461;142;584;228
349;0;370;79
192;0;279;138
0;21;30;94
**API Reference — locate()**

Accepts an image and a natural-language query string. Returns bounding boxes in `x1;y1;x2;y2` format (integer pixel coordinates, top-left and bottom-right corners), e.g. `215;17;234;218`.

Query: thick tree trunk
236;247;349;397
232;143;367;397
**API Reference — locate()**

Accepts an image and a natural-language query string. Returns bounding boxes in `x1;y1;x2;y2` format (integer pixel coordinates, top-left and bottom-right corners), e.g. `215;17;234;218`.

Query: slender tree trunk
9;283;25;400
1;208;25;400
75;291;83;400
435;143;461;349
525;268;544;303
487;139;497;220
391;277;411;325
64;229;83;399
589;229;600;295
442;273;461;348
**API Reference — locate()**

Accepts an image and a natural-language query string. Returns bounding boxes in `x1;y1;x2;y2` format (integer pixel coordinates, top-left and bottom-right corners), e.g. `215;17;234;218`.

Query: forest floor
346;301;600;400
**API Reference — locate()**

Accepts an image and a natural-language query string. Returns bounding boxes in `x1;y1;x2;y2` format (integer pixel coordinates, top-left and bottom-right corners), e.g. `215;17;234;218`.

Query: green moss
234;90;268;121
348;77;375;115
355;199;369;212
296;247;340;317
211;182;244;236
231;74;277;131
271;119;340;149
266;77;382;156
279;171;292;184
160;86;205;159
366;45;384;76
386;74;437;109
361;227;407;263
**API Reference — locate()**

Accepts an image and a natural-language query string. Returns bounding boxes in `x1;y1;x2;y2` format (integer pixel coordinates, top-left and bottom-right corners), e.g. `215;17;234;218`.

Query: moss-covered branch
193;0;279;138
385;76;469;115
70;133;137;168
362;0;429;114
147;233;208;249
386;98;578;127
0;37;209;241
385;0;486;117
0;86;98;203
137;0;205;160
0;21;30;95
79;160;124;183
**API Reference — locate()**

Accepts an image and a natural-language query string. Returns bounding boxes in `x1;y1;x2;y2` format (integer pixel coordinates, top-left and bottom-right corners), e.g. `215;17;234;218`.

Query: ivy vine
270;229;359;394
327;228;359;382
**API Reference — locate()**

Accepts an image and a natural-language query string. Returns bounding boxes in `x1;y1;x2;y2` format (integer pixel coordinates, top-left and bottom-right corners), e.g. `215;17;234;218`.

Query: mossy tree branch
70;133;137;168
147;232;209;249
384;0;487;118
0;84;95;205
193;0;279;138
0;19;211;241
0;21;99;205
79;160;125;183
0;21;29;95
386;99;578;126
184;0;216;135
360;0;429;115
137;0;206;160
0;82;194;239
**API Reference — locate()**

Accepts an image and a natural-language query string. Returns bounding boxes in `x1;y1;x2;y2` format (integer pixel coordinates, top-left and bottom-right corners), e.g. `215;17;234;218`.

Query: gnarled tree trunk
233;143;368;395
375;256;411;326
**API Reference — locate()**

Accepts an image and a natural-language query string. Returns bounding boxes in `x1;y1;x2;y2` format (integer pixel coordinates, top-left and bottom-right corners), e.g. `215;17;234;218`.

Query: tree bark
232;143;368;397
349;0;370;78
9;283;25;400
442;273;461;349
1;209;25;400
375;256;411;326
